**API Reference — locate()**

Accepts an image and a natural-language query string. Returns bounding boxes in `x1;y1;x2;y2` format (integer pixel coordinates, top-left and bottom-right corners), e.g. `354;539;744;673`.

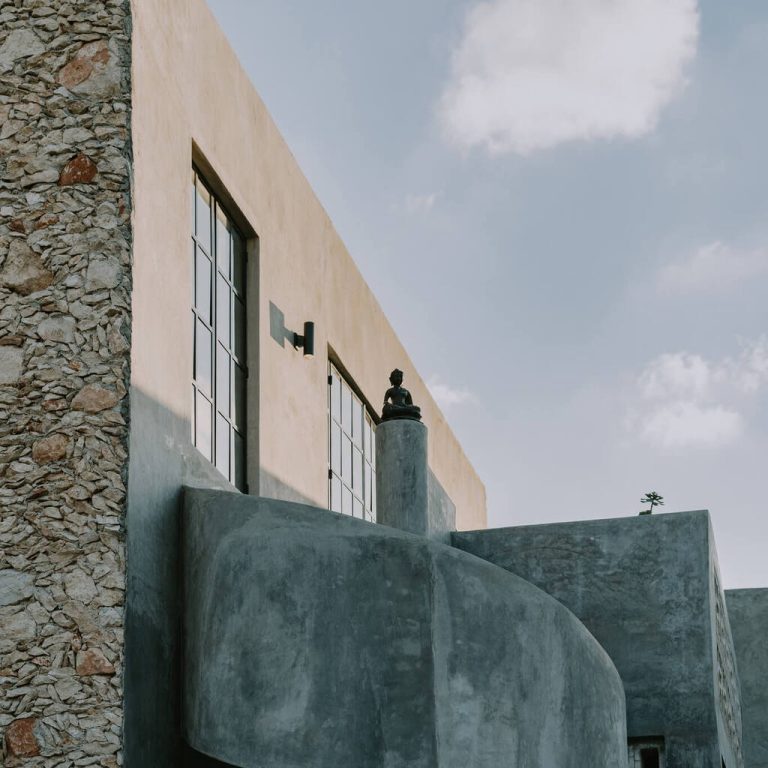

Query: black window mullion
193;169;246;492
211;199;221;472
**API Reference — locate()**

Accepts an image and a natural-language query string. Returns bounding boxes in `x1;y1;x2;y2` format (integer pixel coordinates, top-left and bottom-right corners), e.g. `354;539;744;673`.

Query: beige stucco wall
131;0;486;529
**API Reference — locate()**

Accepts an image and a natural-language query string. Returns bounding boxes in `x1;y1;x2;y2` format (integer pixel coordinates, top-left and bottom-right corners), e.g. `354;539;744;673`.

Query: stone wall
0;1;132;765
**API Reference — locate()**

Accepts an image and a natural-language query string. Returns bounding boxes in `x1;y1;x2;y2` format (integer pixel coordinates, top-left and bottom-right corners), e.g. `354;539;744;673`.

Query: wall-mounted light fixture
294;321;315;358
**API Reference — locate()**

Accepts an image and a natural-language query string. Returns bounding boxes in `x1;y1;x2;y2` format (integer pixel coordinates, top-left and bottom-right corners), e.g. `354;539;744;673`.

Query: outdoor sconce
294;321;315;358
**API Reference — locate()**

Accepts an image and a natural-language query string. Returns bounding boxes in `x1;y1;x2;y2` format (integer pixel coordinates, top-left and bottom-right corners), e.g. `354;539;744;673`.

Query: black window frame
328;362;376;522
191;167;248;491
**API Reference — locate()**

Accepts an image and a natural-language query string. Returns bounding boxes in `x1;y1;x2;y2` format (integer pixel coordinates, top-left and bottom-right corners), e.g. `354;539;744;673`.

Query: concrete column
376;419;429;537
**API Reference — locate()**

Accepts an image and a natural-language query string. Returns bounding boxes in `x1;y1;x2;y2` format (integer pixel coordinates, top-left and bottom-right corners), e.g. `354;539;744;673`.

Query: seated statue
381;368;422;422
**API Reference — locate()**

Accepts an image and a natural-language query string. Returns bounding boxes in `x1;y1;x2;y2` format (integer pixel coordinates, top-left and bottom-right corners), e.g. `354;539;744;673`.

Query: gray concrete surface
124;389;237;767
427;468;456;545
377;419;455;543
454;511;742;768
726;588;768;768
182;488;627;768
376;418;429;537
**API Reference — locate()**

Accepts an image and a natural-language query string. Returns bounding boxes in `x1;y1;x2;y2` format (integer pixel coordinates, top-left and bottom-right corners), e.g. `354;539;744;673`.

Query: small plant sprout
639;492;664;516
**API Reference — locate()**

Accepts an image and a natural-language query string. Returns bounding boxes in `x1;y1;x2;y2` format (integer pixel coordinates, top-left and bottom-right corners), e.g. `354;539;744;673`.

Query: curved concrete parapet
182;488;627;768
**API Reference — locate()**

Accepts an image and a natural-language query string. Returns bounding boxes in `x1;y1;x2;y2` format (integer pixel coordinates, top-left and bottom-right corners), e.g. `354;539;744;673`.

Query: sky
207;0;768;588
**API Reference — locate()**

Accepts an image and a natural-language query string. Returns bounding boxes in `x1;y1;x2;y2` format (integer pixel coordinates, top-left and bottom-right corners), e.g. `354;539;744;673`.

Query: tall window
191;168;247;490
328;363;376;521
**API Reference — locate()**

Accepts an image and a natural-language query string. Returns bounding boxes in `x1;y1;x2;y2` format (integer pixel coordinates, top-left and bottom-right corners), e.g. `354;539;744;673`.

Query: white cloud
639;402;743;450
427;376;475;409
728;338;768;394
404;192;437;215
658;241;768;295
639;352;714;402
630;339;768;450
439;0;699;155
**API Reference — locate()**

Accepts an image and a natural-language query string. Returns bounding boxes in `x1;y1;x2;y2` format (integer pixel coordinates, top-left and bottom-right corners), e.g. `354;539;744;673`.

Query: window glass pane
195;247;211;324
330;422;341;473
233;430;245;490
191;175;196;234
372;476;376;518
353;447;363;497
233;297;246;362
330;475;341;513
352;396;362;448
341;383;351;433
365;463;372;509
353;498;363;520
192;171;247;490
233;363;246;430
216;346;230;416
191;239;196;305
217;277;230;348
216;414;229;476
330;371;341;423
342;487;352;517
364;415;372;458
233;231;245;295
371;429;376;469
195;391;212;460
342;435;352;484
195;319;212;396
216;210;231;279
195;182;211;252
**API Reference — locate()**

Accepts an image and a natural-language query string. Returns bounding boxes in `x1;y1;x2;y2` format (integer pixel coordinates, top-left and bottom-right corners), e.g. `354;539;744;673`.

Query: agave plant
639;491;664;516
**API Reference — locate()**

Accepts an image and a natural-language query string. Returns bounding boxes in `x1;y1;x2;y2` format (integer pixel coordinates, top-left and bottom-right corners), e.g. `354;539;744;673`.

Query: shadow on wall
124;385;330;767
124;386;236;768
269;300;300;350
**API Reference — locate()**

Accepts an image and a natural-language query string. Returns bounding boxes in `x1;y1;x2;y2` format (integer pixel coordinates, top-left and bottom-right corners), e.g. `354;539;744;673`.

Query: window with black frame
328;363;376;521
191;168;247;491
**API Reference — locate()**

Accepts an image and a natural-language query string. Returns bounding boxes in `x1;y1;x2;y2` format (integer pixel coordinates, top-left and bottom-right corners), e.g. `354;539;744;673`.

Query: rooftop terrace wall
726;588;768;768
454;511;744;768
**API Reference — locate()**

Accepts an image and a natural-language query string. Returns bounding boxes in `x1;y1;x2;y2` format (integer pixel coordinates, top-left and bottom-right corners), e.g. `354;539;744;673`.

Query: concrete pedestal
375;419;429;538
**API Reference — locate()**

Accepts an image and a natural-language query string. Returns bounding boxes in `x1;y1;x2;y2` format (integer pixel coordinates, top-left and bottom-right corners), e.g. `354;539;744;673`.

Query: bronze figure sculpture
382;369;422;422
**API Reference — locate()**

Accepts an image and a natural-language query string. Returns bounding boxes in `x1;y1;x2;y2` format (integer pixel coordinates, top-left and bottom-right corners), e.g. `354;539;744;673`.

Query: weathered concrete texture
427;468;456;545
454;511;742;768
0;2;132;766
376;419;429;537
726;589;768;768
182;488;627;768
711;552;744;768
124;389;236;768
377;420;456;543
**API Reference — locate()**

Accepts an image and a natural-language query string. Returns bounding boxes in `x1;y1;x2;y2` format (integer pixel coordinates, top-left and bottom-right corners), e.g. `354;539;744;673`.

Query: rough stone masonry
0;1;132;765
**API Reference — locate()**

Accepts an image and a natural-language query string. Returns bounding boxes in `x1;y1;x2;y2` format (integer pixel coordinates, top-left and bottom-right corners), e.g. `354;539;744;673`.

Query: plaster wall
126;0;485;763
129;0;485;527
454;511;741;768
726;588;768;768
182;488;627;768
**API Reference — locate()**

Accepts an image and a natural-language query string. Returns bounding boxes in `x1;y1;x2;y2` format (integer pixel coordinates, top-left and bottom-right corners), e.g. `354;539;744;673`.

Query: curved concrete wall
182;489;626;768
